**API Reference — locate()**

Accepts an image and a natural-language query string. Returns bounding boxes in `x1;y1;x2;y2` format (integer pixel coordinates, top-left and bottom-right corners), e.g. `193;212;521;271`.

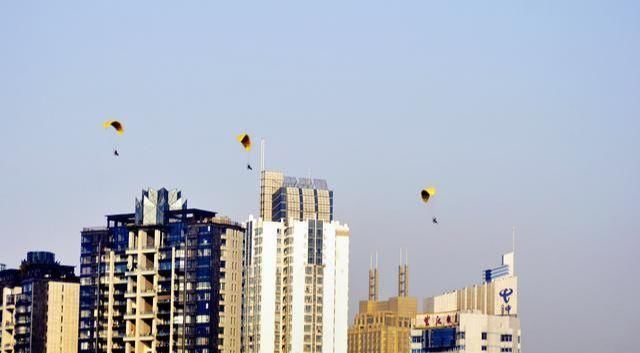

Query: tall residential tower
243;171;349;353
79;188;244;353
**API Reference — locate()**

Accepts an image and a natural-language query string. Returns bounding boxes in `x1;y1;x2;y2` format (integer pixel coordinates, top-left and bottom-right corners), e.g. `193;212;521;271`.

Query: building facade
78;188;244;353
0;251;79;353
412;253;521;353
243;171;349;353
347;254;417;353
260;171;333;222
242;218;349;353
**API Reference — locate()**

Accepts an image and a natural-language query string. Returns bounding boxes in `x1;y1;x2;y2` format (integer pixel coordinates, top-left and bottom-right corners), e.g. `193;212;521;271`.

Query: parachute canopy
421;187;436;203
103;120;124;135
237;133;251;151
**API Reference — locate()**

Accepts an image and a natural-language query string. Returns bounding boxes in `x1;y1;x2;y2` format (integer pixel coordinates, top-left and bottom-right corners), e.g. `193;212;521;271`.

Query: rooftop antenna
260;138;265;172
406;248;409;266
375;251;378;268
369;252;379;301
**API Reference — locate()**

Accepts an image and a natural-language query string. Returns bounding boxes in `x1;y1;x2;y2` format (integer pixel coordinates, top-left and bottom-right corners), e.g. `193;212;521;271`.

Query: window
501;334;513;342
482;332;487;340
482;346;487;351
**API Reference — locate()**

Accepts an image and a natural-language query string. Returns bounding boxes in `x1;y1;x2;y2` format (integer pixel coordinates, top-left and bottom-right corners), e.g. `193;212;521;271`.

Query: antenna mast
260;139;265;172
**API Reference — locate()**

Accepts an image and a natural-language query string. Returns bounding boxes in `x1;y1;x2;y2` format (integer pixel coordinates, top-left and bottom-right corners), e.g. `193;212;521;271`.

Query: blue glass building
78;188;245;353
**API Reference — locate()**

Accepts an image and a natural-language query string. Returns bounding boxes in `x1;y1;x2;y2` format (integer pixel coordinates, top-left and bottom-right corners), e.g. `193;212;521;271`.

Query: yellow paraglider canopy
237;133;251;151
420;187;436;203
103;120;124;135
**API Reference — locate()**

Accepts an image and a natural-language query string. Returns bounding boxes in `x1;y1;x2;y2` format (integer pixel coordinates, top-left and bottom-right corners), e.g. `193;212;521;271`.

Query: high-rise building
243;171;348;353
78;188;244;353
411;252;521;353
0;251;79;353
347;252;418;353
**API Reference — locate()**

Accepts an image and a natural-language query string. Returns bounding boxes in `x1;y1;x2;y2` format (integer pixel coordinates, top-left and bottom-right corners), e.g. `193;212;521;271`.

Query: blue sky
1;1;639;352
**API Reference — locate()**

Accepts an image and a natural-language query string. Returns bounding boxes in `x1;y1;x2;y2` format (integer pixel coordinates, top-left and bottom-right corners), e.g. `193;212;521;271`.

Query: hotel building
242;172;349;353
411;252;521;353
78;188;244;353
0;251;79;353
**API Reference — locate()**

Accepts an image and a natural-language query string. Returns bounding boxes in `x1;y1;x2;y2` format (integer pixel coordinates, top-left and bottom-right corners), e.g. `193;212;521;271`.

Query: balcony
113;277;127;285
123;312;137;320
139;334;154;341
140;288;155;297
140;245;158;254
138;310;156;319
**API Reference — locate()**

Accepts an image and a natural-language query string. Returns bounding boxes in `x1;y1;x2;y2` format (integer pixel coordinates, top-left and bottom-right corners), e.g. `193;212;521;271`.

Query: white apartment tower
242;171;350;353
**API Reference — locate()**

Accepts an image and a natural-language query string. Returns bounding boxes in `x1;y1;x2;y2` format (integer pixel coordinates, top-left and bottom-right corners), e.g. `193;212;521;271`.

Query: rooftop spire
398;248;409;297
368;252;379;301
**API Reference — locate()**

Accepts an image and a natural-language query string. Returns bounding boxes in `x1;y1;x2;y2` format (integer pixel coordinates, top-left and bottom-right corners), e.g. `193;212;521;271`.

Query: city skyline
1;2;639;352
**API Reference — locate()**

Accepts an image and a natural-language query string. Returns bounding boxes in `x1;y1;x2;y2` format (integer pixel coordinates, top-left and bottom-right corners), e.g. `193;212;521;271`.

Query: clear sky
1;1;638;352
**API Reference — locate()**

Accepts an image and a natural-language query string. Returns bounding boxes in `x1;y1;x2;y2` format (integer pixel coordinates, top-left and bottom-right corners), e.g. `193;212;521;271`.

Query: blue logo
499;288;513;303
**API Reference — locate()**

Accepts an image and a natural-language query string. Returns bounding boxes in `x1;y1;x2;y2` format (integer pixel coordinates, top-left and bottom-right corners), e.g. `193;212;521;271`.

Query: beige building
348;254;417;353
46;282;80;353
0;251;79;353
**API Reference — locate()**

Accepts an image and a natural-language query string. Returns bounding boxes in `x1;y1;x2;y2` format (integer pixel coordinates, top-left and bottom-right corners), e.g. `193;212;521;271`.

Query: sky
1;1;639;352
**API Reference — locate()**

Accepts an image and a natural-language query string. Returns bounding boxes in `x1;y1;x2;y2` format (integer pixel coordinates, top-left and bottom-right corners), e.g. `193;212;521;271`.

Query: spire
398;248;409;297
260;138;265;172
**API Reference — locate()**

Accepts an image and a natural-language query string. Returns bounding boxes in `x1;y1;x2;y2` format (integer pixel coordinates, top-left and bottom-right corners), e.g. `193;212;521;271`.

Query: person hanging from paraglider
421;187;439;225
236;133;252;171
103;120;124;157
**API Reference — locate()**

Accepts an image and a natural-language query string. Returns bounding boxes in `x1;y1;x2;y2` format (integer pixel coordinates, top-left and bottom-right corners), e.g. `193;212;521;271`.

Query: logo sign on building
416;313;458;329
499;288;514;315
499;288;513;303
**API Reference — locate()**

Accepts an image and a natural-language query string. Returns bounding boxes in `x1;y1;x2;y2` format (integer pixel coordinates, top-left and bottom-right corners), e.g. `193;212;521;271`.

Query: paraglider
237;133;252;170
103;120;124;135
420;187;436;203
103;120;124;157
420;187;438;225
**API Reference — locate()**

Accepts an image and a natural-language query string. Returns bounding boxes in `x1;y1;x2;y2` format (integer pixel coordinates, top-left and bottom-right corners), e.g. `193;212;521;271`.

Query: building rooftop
107;208;220;226
282;175;329;190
